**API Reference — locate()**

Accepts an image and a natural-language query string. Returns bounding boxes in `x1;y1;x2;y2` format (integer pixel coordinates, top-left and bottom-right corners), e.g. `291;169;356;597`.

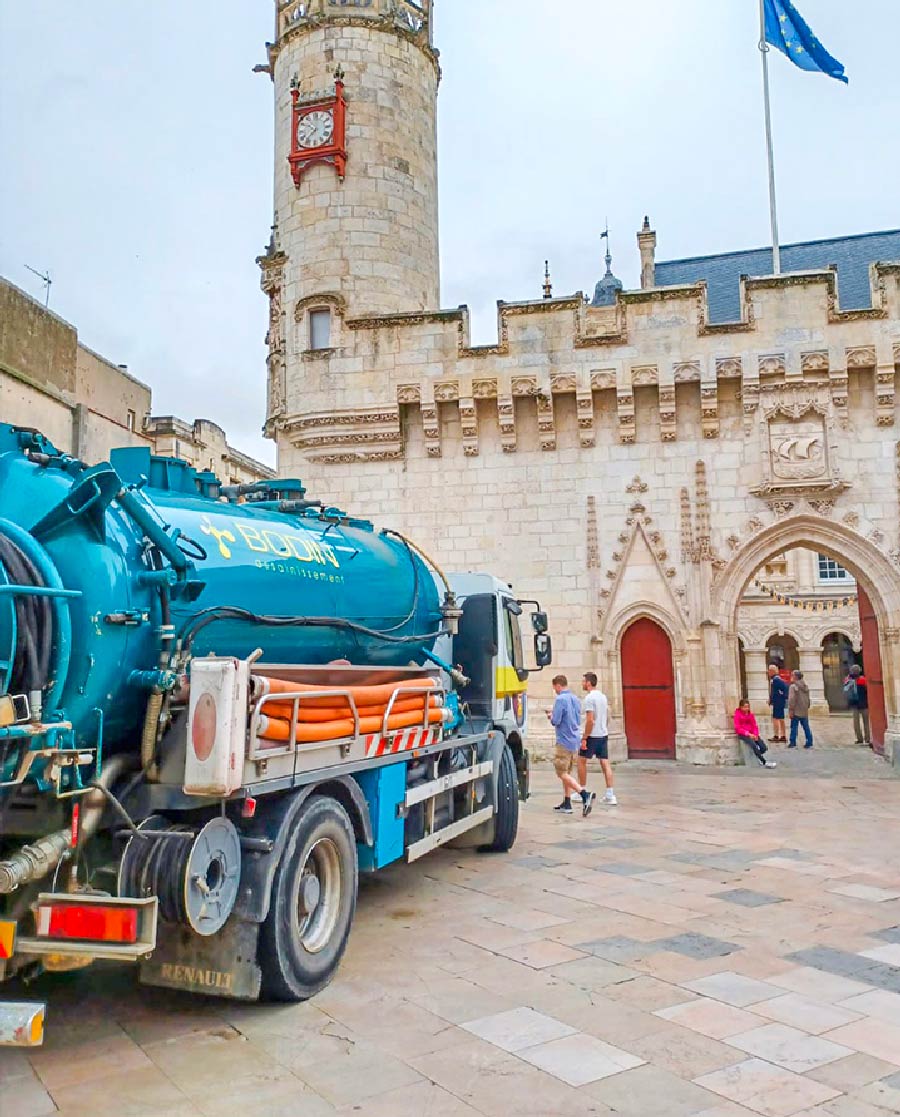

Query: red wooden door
858;585;887;754
622;618;677;759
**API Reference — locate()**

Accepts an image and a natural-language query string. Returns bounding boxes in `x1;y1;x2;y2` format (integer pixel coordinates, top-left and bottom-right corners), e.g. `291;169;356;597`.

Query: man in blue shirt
546;675;595;816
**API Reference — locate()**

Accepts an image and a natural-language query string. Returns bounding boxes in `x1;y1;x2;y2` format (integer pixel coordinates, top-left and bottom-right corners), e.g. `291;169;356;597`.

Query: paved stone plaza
4;750;900;1117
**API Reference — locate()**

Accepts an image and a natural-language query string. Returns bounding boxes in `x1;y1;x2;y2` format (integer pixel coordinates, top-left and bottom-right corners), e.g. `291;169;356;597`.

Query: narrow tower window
309;309;332;351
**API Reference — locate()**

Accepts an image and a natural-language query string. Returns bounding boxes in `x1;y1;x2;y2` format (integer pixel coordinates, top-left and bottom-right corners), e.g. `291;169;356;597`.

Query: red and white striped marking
364;727;438;760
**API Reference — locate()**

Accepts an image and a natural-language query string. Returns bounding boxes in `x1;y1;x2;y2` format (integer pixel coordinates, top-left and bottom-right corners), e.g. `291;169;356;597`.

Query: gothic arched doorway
621;618;676;760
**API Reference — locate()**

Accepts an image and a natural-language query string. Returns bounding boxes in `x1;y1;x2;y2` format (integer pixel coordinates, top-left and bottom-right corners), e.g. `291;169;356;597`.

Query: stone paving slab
3;755;900;1116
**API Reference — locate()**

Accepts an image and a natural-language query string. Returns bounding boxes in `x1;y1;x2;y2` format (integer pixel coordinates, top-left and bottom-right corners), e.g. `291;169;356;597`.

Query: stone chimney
637;216;657;289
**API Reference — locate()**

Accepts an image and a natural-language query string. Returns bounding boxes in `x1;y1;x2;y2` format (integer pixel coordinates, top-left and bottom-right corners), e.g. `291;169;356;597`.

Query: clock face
297;109;335;150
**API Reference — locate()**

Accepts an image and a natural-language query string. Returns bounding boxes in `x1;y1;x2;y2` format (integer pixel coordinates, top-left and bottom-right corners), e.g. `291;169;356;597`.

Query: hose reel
118;816;241;936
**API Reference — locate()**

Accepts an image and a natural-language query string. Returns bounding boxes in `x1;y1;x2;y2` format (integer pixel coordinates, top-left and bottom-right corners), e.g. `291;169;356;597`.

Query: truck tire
259;795;358;1001
479;743;519;854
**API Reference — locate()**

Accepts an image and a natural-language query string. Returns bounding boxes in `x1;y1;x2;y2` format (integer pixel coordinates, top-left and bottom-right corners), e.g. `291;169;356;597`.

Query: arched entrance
621;618;676;759
716;516;899;761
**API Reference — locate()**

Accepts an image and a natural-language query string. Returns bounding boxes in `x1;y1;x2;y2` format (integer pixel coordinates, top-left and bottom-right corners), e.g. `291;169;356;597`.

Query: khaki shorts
553;746;577;777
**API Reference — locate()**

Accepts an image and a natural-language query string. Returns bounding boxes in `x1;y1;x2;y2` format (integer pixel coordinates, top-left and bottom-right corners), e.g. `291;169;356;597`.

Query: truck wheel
259;795;358;1002
479;743;519;854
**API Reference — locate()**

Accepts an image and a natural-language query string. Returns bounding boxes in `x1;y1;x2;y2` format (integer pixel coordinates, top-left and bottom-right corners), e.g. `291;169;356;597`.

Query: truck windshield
503;600;526;680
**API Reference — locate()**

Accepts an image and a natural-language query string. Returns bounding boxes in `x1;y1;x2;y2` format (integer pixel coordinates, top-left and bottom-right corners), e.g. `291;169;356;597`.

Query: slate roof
654;229;900;324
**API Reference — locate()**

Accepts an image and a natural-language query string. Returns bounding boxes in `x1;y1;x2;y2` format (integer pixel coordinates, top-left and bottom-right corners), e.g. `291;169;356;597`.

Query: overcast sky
1;1;897;466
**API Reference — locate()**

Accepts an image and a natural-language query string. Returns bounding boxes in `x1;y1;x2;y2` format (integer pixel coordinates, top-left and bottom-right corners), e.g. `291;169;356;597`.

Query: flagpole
758;0;782;274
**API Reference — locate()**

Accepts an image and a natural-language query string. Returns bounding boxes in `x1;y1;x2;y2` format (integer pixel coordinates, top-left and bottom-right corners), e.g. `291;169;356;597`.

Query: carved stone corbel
659;385;677;442
497;395;516;453
616;391;635;444
700;382;719;440
536;391;556;452
576;388;595;448
458;397;478;457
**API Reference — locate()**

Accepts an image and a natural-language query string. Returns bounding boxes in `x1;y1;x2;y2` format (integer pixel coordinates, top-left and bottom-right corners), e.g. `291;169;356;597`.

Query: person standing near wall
768;664;789;743
844;664;870;746
788;670;814;749
579;672;617;805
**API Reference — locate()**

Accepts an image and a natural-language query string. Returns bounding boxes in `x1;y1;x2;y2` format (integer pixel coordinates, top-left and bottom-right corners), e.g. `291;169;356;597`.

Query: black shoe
581;790;597;818
554;799;573;813
804;743;814;749
788;743;797;748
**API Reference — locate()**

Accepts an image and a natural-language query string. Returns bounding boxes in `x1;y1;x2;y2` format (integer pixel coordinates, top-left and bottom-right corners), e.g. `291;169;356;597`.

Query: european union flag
763;0;848;83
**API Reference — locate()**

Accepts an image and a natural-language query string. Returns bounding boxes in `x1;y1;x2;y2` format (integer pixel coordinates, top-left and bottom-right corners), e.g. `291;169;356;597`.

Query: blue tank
0;425;442;756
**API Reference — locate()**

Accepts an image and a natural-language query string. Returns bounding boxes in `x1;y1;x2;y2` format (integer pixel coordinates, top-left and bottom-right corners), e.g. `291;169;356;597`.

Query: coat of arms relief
751;389;847;500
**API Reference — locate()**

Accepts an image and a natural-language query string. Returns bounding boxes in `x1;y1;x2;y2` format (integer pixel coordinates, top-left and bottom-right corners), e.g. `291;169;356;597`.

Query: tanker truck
0;422;552;1046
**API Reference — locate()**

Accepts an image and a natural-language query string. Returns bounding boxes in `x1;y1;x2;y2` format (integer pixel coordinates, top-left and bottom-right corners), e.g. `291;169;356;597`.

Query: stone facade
261;3;900;764
0;278;272;484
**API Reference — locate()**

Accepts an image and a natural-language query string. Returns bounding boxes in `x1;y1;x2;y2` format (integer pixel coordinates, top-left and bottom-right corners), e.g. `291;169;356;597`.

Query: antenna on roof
24;265;52;308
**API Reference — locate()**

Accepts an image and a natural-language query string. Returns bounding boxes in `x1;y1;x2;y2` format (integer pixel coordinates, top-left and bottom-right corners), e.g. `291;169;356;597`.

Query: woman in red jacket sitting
734;699;777;769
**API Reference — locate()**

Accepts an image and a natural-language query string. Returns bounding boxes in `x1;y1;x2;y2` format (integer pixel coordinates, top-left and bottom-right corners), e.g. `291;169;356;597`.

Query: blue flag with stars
763;0;848;82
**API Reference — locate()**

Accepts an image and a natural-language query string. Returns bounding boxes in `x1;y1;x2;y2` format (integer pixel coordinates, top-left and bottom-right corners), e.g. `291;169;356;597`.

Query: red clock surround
289;74;347;187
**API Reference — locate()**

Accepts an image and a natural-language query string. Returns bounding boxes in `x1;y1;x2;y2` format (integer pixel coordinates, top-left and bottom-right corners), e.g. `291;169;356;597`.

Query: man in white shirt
579;672;617;805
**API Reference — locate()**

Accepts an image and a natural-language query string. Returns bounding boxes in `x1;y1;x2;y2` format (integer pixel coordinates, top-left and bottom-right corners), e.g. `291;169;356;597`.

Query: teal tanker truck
0;423;551;1045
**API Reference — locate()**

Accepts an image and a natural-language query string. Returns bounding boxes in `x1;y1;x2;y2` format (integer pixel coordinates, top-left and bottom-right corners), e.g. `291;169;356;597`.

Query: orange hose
260;695;440;723
257;706;446;744
254;676;440;710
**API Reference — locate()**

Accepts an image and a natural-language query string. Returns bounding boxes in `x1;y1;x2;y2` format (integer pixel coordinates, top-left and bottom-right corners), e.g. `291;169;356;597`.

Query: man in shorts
579;672;617;805
546;675;595;816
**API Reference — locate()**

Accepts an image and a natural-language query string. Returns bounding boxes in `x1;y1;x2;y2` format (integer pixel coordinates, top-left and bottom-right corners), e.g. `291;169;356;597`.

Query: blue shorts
772;704;786;719
580;736;609;760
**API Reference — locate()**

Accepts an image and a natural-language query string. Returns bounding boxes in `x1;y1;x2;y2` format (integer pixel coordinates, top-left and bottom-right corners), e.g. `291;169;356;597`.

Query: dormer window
309;308;331;351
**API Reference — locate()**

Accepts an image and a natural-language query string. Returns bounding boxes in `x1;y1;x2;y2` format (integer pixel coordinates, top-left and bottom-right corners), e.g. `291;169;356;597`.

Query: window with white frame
817;554;851;581
308;308;332;351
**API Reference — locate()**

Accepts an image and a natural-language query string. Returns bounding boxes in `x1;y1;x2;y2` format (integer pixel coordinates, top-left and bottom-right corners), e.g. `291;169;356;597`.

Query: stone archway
713;515;900;761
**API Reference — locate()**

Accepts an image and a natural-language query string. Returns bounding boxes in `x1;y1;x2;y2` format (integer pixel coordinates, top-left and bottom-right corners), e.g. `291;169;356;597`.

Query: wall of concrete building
0;278;271;483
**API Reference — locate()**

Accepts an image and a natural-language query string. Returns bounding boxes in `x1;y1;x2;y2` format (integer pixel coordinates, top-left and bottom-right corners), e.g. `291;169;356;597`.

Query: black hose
0;534;52;695
180;606;443;654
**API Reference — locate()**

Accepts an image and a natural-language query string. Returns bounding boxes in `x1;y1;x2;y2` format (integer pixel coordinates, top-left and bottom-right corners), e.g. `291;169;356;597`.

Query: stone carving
680;487;695;563
586;496;599;570
727;534;741;551
459;397;478;457
747;517;764;533
801;351;829;373
433;381;459;402
753;398;847;499
536;392;556;452
843;511;860;528
397;384;421;405
511;376;538;396
716;357;742;380
767;500;796;516
846;346;876;368
550;374;577;393
627;476;649;494
472;379;497;399
807;499;835;517
674;361;701;382
497;396;516;453
659;386;677;442
869;529;885;546
770;414;827;482
590;370;616;391
631;366;658;386
759;354;787;377
420;402;441;459
576;391;594;448
695;461;712;560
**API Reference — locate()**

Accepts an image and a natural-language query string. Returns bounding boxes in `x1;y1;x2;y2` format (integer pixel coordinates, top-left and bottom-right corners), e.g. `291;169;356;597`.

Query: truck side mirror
531;611;549;635
534;633;552;669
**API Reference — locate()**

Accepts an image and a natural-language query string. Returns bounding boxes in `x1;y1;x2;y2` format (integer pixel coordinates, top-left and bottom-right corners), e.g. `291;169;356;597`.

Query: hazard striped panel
364;727;438;760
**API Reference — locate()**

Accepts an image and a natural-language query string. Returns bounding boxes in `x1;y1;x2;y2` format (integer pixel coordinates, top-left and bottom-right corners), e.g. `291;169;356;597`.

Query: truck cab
438;573;552;801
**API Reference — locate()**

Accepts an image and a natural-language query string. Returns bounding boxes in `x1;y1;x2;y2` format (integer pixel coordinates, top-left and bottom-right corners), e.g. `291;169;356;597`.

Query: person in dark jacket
844;664;870;746
788;670;813;749
767;664;789;742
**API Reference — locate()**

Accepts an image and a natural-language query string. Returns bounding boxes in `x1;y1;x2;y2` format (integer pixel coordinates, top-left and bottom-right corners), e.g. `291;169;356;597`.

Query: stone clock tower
259;2;440;436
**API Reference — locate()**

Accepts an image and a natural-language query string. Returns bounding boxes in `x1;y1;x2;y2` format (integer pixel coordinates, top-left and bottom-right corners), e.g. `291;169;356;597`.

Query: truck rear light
35;902;138;944
241;796;257;819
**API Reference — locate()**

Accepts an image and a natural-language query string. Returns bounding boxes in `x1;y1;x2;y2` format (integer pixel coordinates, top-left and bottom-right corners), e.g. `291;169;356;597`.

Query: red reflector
70;803;80;849
36;903;138;944
241;796;257;819
192;692;218;762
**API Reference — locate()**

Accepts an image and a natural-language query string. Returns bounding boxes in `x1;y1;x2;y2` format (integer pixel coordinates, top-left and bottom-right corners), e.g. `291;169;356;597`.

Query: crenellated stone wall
270;265;900;764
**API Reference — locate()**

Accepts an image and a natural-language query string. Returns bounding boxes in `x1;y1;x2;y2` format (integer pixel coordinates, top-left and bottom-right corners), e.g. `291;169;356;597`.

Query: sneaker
787;743;797;748
554;799;573;813
581;790;597;818
804;743;814;749
764;760;777;769
604;790;618;805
